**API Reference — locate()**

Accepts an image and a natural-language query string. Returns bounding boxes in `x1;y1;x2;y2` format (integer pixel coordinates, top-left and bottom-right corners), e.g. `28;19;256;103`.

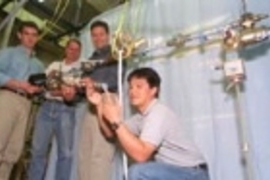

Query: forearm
98;118;114;138
3;79;21;90
96;105;114;138
115;124;151;162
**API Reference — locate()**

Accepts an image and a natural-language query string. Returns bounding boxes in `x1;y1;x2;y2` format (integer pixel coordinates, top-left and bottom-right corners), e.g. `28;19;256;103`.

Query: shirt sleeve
140;110;168;147
45;62;58;75
125;115;140;135
84;61;126;93
0;49;12;86
37;60;45;73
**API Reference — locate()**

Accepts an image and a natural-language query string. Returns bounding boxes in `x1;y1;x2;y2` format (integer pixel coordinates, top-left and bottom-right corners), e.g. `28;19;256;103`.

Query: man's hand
86;90;102;105
85;77;103;105
18;81;42;94
102;94;121;124
61;85;76;101
80;77;94;89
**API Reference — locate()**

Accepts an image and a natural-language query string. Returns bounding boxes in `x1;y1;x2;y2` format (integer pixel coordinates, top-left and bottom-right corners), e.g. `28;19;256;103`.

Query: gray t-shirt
126;99;205;167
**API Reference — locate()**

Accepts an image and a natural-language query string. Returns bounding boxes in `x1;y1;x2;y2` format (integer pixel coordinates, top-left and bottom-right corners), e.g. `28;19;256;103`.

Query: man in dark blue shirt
78;20;119;180
0;21;44;180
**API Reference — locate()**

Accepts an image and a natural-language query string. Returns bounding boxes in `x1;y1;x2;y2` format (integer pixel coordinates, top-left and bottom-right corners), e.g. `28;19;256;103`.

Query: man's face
17;26;39;49
65;41;81;61
128;77;157;109
90;26;109;49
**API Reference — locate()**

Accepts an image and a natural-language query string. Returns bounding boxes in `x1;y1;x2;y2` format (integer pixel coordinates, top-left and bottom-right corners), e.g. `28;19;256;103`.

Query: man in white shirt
86;67;209;180
28;39;82;180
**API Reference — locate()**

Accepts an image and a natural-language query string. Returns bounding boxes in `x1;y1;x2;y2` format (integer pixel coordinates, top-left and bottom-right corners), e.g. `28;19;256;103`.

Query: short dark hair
18;21;40;34
66;38;81;47
90;20;109;33
128;68;161;97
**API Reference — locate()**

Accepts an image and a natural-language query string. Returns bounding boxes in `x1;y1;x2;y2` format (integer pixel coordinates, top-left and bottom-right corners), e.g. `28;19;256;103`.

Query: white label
224;59;245;77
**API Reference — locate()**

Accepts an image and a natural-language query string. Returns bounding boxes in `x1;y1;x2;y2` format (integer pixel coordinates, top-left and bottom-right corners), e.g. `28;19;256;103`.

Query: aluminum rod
233;82;254;180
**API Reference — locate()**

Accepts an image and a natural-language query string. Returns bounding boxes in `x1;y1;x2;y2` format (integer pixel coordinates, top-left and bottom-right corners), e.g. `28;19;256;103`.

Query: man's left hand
102;94;122;124
61;85;76;101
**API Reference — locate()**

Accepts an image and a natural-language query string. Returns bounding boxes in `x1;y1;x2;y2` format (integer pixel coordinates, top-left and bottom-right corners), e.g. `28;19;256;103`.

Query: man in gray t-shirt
86;67;209;180
126;99;205;167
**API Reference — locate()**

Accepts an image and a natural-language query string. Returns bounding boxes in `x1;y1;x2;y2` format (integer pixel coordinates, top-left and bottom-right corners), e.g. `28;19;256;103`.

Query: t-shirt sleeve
140;110;168;147
125;115;140;135
45;62;58;75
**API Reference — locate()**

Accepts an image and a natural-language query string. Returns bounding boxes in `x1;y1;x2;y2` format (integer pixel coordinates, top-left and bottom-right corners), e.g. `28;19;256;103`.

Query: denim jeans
128;162;209;180
28;100;76;180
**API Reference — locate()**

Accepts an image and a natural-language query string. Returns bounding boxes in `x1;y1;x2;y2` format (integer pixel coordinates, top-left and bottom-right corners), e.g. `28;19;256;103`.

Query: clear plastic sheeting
46;0;270;180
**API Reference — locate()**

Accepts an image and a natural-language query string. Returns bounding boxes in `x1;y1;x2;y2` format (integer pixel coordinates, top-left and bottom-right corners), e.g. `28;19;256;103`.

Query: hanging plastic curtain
44;0;270;180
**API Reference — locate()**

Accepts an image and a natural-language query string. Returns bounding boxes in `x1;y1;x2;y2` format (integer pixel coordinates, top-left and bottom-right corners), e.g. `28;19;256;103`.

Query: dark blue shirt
84;45;122;92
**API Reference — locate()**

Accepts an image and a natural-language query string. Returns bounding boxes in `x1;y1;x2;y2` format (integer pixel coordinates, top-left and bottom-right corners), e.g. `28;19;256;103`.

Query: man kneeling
86;67;209;180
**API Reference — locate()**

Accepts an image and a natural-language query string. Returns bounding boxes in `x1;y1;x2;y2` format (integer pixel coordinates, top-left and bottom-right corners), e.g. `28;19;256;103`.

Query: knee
58;148;72;160
2;148;23;164
2;151;21;163
31;142;46;158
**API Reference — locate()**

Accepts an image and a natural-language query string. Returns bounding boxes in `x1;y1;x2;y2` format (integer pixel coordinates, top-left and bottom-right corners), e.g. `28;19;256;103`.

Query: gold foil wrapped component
46;70;62;90
223;26;270;50
111;31;146;59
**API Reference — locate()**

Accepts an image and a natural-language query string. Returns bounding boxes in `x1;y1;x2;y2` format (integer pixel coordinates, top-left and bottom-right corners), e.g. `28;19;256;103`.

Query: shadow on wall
239;40;270;61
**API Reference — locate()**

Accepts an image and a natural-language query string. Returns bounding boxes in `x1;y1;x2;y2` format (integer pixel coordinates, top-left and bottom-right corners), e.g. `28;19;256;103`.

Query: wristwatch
110;121;123;131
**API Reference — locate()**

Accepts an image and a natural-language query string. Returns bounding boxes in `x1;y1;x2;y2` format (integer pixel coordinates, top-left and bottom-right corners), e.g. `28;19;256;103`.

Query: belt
45;98;64;103
45;99;76;107
1;88;31;99
195;163;208;172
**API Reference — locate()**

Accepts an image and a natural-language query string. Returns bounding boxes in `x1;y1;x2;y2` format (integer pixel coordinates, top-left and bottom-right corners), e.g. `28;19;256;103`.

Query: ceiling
0;0;124;63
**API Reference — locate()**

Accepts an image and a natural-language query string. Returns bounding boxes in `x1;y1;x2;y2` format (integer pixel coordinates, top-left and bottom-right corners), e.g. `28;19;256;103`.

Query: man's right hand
80;77;94;89
82;77;102;105
86;90;102;105
18;81;41;94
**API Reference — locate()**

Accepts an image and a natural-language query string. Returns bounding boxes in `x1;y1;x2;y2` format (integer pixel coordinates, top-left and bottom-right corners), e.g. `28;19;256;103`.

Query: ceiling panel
0;0;123;63
86;0;122;12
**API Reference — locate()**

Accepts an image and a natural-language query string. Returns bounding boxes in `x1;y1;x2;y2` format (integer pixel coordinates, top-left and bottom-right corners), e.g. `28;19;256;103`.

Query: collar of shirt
58;59;81;75
92;45;111;58
62;59;80;66
141;98;159;117
16;45;36;58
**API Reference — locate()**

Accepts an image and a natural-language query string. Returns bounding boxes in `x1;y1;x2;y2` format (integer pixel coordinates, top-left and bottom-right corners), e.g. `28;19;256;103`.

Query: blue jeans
128;162;209;180
28;100;76;180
